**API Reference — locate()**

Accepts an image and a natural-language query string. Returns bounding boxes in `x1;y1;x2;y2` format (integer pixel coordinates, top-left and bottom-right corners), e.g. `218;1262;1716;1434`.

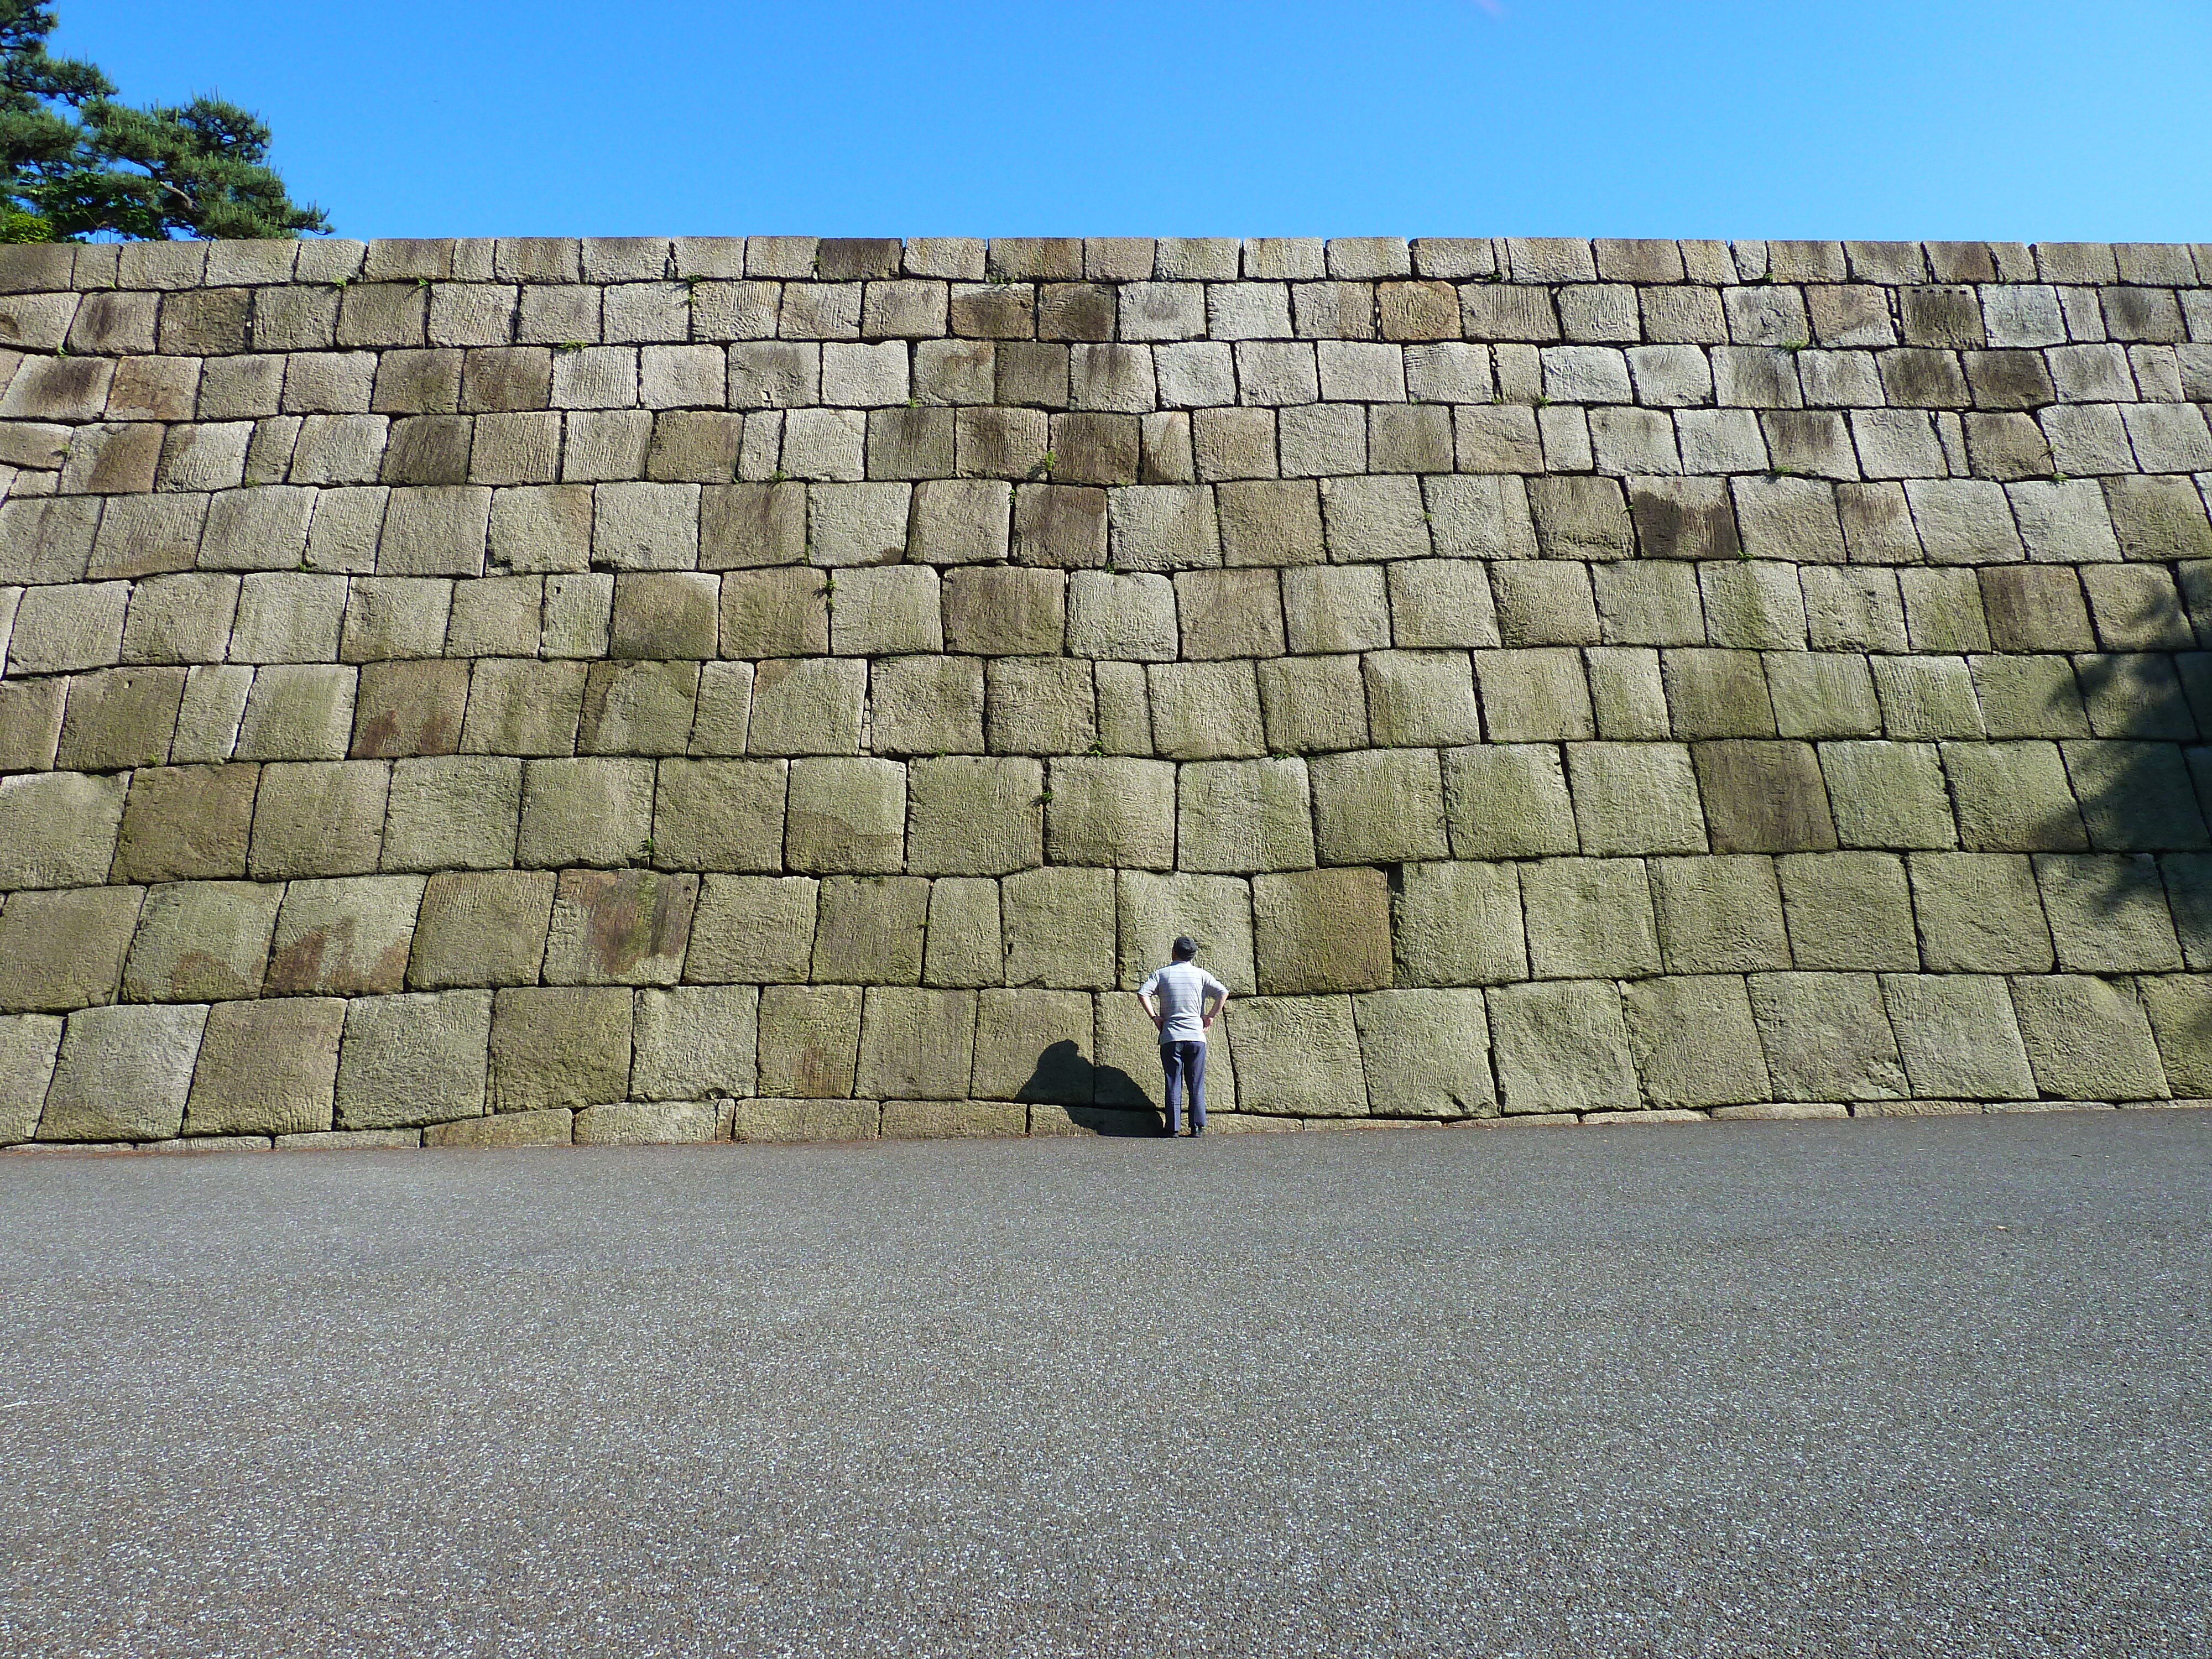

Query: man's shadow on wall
1016;1041;1161;1135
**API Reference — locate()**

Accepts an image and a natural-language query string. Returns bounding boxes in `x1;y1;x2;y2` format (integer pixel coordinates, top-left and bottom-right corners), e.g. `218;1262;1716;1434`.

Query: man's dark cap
1172;936;1198;958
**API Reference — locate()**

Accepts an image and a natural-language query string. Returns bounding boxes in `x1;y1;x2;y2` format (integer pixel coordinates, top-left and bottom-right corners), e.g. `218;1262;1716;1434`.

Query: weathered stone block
1907;853;2054;973
860;654;977;758
687;875;818;984
233;663;358;762
1363;651;1479;748
1646;854;1791;975
644;759;783;873
111;764;257;884
578;660;699;757
181;997;345;1138
940;567;1064;658
406;870;556;990
699;481;805;570
2034;853;2182;973
904;756;1042;876
783;756;905;872
573;1099;724;1145
0;677;62;772
1251;866;1391;994
333;988;492;1129
1041;757;1174;870
0;1013;62;1145
750;983;860;1098
1309;749;1447;865
542;868;697;985
810;875;928;985
264;875;424;998
1249;655;1362;754
39;1003;207;1142
982;656;1094;755
1280;565;1387;656
247;760;388;879
1386;561;1500;650
1065;570;1177;661
517;757;654;868
1344;989;1491;1118
1176;755;1318;880
1474;649;1594;743
1439;744;1576;860
2063;740;2208;852
1011;482;1107;568
1488;980;1638;1114
921;877;1002;989
1778;851;1917;971
1944;740;2086;851
2140;976;2212;1097
1881;974;2037;1099
1214;479;1324;567
854;987;975;1099
1394;860;1526;988
1227;996;1365;1117
687;661;756;756
486;986;632;1112
0;770;125;890
1521;857;1661;979
2009;975;2168;1100
1147;661;1265;760
744;656;863;755
381;756;522;871
1695;740;1837;852
1749;972;1906;1100
0;885;143;1013
1819;741;1957;849
1625;975;1772;1109
1565;743;1707;856
119;881;279;1005
968;989;1095;1104
995;865;1114;992
424;1109;572;1148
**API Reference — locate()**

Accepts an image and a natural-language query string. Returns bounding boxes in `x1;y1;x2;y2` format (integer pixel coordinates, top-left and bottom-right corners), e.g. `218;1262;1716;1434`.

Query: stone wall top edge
5;238;2208;294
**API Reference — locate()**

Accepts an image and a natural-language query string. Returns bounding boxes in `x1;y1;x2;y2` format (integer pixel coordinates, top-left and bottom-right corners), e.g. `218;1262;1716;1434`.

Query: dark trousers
1161;1041;1208;1134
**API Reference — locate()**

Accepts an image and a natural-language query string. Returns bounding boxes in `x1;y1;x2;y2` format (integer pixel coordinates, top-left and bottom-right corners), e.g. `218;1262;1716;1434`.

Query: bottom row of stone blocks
2;971;2206;1147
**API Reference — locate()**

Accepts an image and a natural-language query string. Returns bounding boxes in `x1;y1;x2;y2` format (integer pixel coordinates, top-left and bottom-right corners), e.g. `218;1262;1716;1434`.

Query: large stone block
1228;995;1366;1117
1281;565;1389;655
577;660;700;757
609;571;719;660
649;759;785;873
1364;651;1480;748
516;758;654;869
487;986;632;1112
1907;853;2054;973
381;756;523;872
572;1099;724;1145
1045;757;1175;869
744;657;872;765
1178;758;1316;874
1881;974;2037;1099
349;661;469;761
38;1003;207;1142
2140;977;2212;1098
1309;749;1448;866
686;875;818;983
1819;741;1957;850
233;664;358;763
406;870;556;990
0;770;125;890
0;1013;62;1145
854;987;976;1099
755;984;862;1098
247;761;389;881
1474;649;1594;743
1252;655;1365;754
1564;742;1707;856
55;666;185;771
2009;975;2168;1100
1118;870;1256;995
1649;855;1791;974
0;885;143;1013
113;764;258;884
969;988;1095;1104
628;984;758;1102
1251;866;1391;994
1748;972;1907;1101
811;875;929;984
266;875;425;997
1001;865;1117;990
2034;853;2182;973
1147;661;1266;760
1521;857;1662;980
460;659;586;757
1622;974;1770;1110
719;567;831;659
1441;745;1578;859
983;656;1095;756
1695;740;1837;853
921;877;1001;988
182;998;345;1137
1488;980;1638;1114
1778;851;1917;971
1388;560;1501;650
542;868;697;986
2063;740;2209;853
1394;860;1526;987
1353;989;1495;1118
0;677;63;773
903;756;1041;876
122;881;281;1004
333;989;492;1129
1944;741;2086;852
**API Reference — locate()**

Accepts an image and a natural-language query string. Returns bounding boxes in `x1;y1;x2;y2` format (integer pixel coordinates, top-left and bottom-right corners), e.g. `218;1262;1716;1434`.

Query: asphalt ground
1;1112;2208;1658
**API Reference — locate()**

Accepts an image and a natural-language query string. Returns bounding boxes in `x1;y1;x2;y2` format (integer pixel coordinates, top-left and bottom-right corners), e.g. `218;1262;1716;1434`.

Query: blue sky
59;1;2212;241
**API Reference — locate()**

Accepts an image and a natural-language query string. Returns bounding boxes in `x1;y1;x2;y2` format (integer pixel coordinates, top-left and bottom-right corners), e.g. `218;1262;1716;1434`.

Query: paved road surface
2;1113;2209;1657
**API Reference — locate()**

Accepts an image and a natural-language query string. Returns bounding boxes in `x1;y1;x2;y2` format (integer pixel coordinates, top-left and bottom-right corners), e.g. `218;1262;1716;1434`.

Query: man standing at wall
1138;938;1230;1138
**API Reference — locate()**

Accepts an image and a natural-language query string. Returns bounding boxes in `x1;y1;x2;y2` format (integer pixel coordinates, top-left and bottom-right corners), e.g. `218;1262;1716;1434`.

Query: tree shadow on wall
1018;1040;1162;1136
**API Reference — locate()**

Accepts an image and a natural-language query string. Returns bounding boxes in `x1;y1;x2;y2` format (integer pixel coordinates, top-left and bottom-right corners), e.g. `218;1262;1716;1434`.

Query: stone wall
3;233;2211;1151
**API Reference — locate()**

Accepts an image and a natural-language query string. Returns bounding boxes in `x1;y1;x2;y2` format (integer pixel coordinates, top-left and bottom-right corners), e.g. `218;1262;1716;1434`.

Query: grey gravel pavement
2;1113;2209;1658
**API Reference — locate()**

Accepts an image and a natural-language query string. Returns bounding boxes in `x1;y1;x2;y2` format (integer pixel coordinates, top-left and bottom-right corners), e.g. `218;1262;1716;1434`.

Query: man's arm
1202;980;1229;1030
1139;975;1163;1031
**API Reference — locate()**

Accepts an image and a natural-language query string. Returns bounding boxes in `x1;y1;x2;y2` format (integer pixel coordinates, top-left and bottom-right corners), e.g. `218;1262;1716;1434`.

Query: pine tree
0;1;325;242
